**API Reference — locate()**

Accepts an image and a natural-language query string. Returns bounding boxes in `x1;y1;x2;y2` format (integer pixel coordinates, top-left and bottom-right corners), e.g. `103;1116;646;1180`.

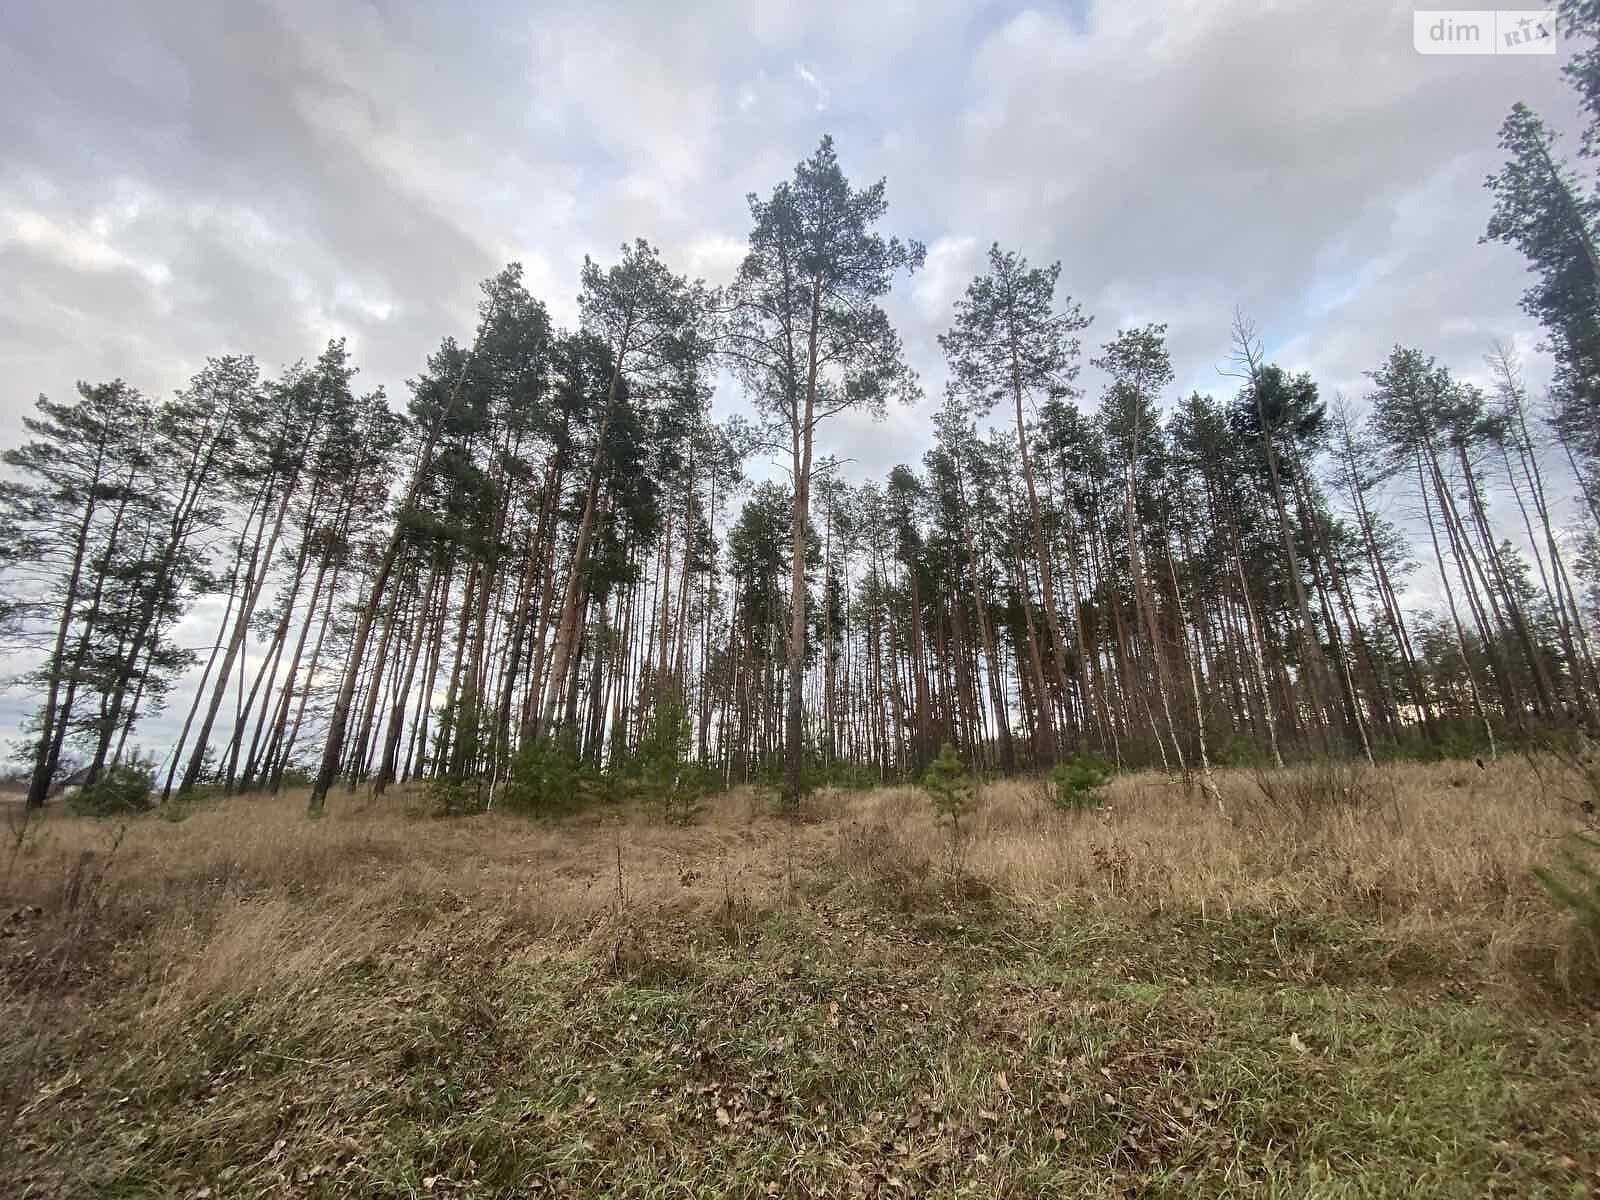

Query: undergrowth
2;755;1598;1196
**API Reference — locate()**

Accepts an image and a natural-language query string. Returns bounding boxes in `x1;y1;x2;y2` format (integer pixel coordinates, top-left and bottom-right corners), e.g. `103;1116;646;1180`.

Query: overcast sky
0;0;1586;755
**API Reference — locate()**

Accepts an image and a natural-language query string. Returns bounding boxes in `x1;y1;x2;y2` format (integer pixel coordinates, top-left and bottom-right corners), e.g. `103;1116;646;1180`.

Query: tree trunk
309;302;498;812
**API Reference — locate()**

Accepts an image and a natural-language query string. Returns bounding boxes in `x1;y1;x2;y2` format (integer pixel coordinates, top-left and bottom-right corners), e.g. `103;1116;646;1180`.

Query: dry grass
832;759;1589;980
1;757;1596;1197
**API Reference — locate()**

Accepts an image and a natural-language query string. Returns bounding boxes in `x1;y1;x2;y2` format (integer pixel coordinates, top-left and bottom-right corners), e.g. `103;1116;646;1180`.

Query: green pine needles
923;743;973;829
623;690;716;826
70;758;156;816
501;732;608;816
1050;755;1114;812
1533;831;1600;958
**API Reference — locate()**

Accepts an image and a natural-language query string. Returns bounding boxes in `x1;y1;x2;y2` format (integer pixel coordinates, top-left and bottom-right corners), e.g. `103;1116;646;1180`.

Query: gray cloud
0;0;1587;748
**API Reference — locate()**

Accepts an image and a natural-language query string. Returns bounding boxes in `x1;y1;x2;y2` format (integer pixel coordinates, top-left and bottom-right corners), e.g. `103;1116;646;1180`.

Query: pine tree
2;381;156;808
940;245;1092;763
724;136;923;806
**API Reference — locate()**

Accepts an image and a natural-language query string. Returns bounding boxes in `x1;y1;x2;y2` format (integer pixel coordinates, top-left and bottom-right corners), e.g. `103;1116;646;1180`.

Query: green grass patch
9;905;1596;1198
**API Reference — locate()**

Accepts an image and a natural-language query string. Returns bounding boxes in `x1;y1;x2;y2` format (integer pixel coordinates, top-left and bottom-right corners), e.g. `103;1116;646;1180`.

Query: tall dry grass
832;756;1593;986
3;758;1596;1199
0;754;1591;1028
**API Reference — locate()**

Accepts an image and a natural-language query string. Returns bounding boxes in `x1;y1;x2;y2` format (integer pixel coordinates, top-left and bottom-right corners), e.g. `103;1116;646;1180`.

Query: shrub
1050;755;1113;812
624;693;711;825
922;743;974;835
501;733;586;816
805;758;880;793
274;765;313;790
1210;734;1274;769
1533;832;1600;960
638;759;718;826
922;742;978;883
70;760;155;816
426;773;483;817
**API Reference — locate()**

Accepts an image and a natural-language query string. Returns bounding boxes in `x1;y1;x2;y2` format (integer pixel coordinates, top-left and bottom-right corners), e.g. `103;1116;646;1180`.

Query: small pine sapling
1533;832;1600;961
923;742;975;871
501;732;584;815
1050;755;1113;812
71;757;157;816
629;694;711;825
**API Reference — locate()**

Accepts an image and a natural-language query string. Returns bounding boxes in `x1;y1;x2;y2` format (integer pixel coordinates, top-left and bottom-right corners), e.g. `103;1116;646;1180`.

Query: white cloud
2;205;171;289
682;234;748;283
911;236;979;322
794;61;830;111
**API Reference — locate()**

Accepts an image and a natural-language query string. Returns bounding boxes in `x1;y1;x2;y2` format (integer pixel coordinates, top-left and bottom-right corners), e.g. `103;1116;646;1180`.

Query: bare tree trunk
1418;451;1496;757
1164;527;1222;810
24;446;107;807
256;553;332;787
309;299;497;812
180;473;293;796
1010;346;1074;755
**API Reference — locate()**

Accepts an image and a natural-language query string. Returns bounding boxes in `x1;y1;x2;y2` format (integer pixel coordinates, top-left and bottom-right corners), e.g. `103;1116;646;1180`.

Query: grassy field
2;758;1597;1197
